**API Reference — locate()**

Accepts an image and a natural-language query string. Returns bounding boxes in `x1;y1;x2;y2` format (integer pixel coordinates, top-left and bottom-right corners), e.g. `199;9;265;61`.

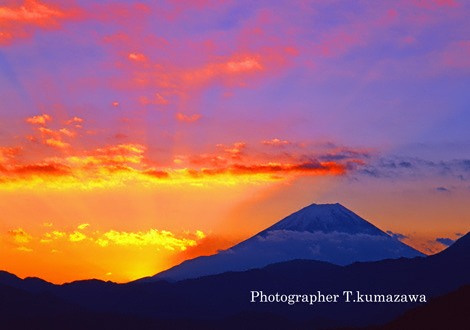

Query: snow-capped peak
260;203;386;236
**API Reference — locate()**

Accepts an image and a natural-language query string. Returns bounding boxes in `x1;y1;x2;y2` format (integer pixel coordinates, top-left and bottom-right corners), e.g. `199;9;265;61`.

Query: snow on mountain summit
262;203;386;236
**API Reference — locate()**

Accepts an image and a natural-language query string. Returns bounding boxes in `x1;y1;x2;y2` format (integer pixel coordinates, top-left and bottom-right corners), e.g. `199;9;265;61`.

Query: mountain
146;203;424;282
0;231;468;330
368;285;470;330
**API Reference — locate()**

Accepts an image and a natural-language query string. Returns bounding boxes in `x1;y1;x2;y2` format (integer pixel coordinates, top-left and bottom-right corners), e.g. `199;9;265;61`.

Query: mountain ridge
148;202;424;282
0;231;468;329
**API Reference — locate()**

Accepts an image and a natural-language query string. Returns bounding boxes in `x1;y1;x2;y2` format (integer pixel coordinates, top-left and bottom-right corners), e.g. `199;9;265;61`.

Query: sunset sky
1;0;469;283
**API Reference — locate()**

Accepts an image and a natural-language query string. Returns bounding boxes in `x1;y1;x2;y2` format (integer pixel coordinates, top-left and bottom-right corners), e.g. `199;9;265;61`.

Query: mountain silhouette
146;203;424;282
0;231;468;329
363;285;470;330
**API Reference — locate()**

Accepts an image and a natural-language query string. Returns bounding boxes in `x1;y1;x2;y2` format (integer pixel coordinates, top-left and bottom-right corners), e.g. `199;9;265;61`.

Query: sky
0;0;469;283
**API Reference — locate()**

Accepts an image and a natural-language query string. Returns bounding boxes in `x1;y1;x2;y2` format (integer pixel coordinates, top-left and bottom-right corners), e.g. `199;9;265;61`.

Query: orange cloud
45;138;70;149
69;231;87;242
0;141;361;189
26;116;76;149
26;113;51;125
175;112;201;123
171;234;238;265
0;146;21;163
19;225;205;251
99;229;201;251
7;163;71;177
77;223;90;230
1;117;368;189
0;0;73;45
40;230;65;243
143;169;170;179
16;246;33;252
83;143;146;165
59;128;75;137
8;228;32;244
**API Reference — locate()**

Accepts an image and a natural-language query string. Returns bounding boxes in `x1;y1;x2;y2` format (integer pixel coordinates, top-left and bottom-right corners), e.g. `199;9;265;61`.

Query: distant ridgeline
0;203;468;330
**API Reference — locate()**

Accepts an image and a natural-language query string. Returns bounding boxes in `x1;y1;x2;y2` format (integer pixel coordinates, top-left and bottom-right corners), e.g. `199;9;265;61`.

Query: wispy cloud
436;237;454;246
261;138;291;147
386;230;408;241
176;113;202;123
0;0;77;45
358;156;470;181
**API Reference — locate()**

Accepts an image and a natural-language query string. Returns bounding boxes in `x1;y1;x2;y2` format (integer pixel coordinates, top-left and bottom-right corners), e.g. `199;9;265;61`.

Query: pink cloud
139;93;170;106
175;113;202;123
128;52;148;62
440;40;470;69
411;0;459;9
0;0;77;45
262;138;291;147
180;54;264;86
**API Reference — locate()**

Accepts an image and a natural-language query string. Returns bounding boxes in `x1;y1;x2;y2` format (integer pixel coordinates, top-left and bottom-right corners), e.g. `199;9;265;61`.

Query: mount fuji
144;203;424;282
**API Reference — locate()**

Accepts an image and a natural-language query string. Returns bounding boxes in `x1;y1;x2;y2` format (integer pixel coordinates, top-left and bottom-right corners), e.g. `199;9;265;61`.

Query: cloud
435;186;450;193
25;114;79;149
228;161;345;176
4;163;71;177
386;230;408;241
318;147;371;162
139;93;169;106
26;114;51;125
440;40;470;70
143;169;170;179
59;128;75;137
411;0;459;9
8;228;32;243
0;0;75;45
9;224;206;254
40;230;66;243
436;237;454;246
1;117;370;189
0;147;21;163
66;116;84;125
359;156;470;181
44;138;70;149
78;143;147;166
69;231;87;242
175;113;202;123
17;246;33;252
128;52;147;62
99;229;201;251
170;234;239;264
77;223;90;230
122;51;269;103
182;55;263;85
262;138;291;146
